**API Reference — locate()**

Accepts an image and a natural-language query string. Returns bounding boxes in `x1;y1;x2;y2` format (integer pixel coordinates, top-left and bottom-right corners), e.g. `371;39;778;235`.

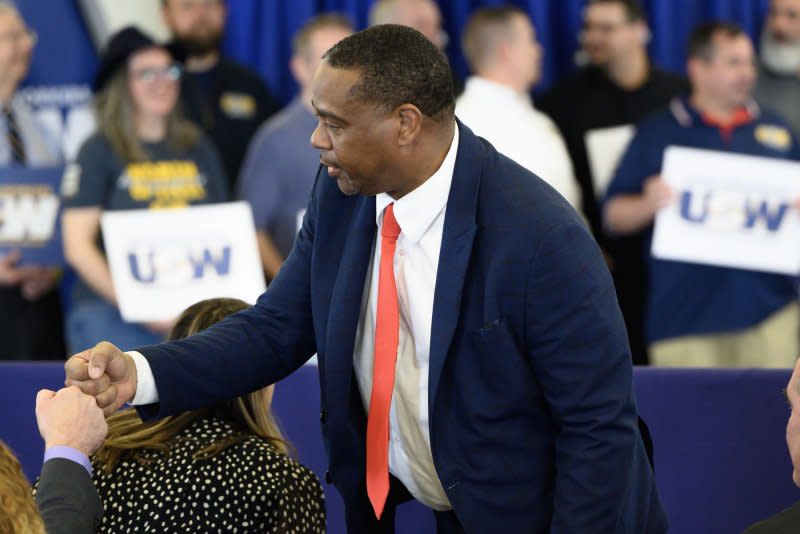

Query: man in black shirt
162;0;280;191
538;0;688;365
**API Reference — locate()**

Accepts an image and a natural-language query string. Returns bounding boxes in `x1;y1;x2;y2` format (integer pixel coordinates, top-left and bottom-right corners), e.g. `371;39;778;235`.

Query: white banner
102;202;267;322
652;146;800;275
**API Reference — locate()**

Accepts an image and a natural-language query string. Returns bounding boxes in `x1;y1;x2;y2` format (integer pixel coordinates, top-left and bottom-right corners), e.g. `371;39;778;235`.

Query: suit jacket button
320;409;327;423
325;470;333;484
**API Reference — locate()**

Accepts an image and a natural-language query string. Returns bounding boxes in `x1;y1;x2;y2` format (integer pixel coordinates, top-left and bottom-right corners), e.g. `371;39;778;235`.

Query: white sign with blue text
652;146;800;275
102;202;267;322
0;167;65;265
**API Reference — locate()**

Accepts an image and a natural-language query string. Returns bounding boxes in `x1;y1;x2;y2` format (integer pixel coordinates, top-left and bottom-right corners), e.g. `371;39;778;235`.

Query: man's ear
687;57;704;82
289;56;307;87
396;104;424;146
634;20;651;45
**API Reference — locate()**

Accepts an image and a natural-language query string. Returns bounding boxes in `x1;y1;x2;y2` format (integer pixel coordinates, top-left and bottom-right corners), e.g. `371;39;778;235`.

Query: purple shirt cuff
43;446;92;476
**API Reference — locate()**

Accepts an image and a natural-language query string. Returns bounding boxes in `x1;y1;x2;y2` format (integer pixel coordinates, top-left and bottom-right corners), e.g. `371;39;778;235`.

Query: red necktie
366;203;401;518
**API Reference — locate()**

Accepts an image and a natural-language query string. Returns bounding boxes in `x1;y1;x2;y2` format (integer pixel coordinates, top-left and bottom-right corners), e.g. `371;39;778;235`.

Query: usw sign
0;167;65;265
102;202;266;322
652;146;800;275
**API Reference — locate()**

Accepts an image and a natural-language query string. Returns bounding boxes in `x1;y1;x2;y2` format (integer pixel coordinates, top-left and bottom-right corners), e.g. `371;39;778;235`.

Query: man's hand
0;250;24;286
64;341;138;416
19;266;60;301
35;386;108;456
642;175;673;216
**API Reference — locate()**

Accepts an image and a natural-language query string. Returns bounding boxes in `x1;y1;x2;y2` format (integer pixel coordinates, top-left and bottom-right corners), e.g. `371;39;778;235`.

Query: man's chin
176;34;224;56
336;175;361;196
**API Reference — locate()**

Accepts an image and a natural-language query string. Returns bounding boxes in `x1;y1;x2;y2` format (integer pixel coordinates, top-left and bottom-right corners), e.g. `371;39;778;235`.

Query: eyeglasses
0;28;37;45
131;64;182;83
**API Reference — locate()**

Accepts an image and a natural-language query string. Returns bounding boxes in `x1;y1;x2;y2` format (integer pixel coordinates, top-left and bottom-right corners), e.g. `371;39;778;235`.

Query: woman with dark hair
87;297;325;533
61;26;229;352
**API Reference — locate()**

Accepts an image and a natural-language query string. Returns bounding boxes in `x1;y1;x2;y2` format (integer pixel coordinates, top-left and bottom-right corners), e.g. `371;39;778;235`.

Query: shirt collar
463;76;532;107
375;123;459;244
3;94;21;117
670;96;760;128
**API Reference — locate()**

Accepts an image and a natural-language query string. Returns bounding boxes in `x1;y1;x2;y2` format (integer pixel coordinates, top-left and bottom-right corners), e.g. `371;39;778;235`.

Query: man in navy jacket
66;25;665;533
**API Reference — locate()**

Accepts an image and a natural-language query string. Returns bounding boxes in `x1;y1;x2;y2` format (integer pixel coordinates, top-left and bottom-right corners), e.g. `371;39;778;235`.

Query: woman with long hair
88;297;325;533
61;26;229;352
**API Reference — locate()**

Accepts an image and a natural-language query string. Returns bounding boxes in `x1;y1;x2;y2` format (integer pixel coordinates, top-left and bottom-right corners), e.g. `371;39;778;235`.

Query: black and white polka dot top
89;417;326;533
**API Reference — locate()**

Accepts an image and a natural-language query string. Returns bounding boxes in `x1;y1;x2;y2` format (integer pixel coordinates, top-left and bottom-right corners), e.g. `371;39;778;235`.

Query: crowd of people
1;0;800;532
0;0;796;370
0;0;796;369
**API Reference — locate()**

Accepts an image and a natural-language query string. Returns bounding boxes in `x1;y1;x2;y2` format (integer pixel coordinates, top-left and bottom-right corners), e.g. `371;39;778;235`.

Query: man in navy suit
65;25;665;533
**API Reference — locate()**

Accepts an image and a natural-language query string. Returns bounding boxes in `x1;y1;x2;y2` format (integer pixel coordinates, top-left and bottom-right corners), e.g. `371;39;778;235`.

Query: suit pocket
468;318;521;375
469;317;514;349
477;317;503;333
464;318;543;422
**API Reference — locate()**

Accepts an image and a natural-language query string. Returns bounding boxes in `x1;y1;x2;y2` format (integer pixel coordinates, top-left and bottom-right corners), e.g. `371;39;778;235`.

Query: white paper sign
585;124;635;200
102;201;267;322
651;146;800;275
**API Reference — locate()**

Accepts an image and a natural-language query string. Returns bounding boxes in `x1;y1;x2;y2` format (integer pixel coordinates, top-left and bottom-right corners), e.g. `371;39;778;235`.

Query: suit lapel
428;121;481;413
325;196;376;412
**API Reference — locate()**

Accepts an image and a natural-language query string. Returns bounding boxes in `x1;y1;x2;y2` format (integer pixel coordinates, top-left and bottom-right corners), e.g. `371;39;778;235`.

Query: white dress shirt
130;126;461;510
0;94;61;166
351;126;459;510
456;76;580;210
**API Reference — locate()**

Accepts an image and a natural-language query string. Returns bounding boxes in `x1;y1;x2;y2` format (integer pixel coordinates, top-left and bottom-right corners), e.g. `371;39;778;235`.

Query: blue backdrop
223;0;773;105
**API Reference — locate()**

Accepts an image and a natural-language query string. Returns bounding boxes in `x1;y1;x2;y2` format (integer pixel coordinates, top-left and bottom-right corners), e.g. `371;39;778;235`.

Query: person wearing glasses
0;3;67;361
538;0;689;366
61;26;228;353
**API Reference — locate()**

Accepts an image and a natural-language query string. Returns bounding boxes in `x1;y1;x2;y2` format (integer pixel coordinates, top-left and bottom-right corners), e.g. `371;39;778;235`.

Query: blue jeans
66;292;164;353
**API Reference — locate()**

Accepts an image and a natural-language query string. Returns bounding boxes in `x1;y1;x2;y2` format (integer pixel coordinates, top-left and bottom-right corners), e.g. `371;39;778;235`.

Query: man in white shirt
63;25;664;534
456;6;580;211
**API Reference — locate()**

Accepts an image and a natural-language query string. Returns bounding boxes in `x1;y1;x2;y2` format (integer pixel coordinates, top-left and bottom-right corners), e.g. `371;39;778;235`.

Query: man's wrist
45;441;89;456
126;351;138;402
128;350;158;405
43;445;92;475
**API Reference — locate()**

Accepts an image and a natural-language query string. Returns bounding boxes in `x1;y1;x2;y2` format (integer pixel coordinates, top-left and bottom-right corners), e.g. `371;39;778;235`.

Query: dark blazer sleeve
525;219;651;532
136;174;320;419
35;458;103;534
743;501;800;534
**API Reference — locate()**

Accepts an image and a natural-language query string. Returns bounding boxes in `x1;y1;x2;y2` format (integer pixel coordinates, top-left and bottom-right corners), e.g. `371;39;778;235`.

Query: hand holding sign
0;249;23;286
0;250;58;301
643;175;673;214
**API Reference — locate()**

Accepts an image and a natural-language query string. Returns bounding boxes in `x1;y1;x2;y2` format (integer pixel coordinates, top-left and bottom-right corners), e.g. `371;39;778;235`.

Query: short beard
340;174;360;196
175;30;224;57
761;27;800;76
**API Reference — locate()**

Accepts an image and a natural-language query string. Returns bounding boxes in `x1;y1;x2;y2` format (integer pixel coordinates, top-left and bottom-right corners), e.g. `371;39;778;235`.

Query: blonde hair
0;441;46;534
94;298;290;472
94;60;200;163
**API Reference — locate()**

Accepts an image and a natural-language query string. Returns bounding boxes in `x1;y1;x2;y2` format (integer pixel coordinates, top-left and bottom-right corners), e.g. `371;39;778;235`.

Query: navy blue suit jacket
137;122;666;533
